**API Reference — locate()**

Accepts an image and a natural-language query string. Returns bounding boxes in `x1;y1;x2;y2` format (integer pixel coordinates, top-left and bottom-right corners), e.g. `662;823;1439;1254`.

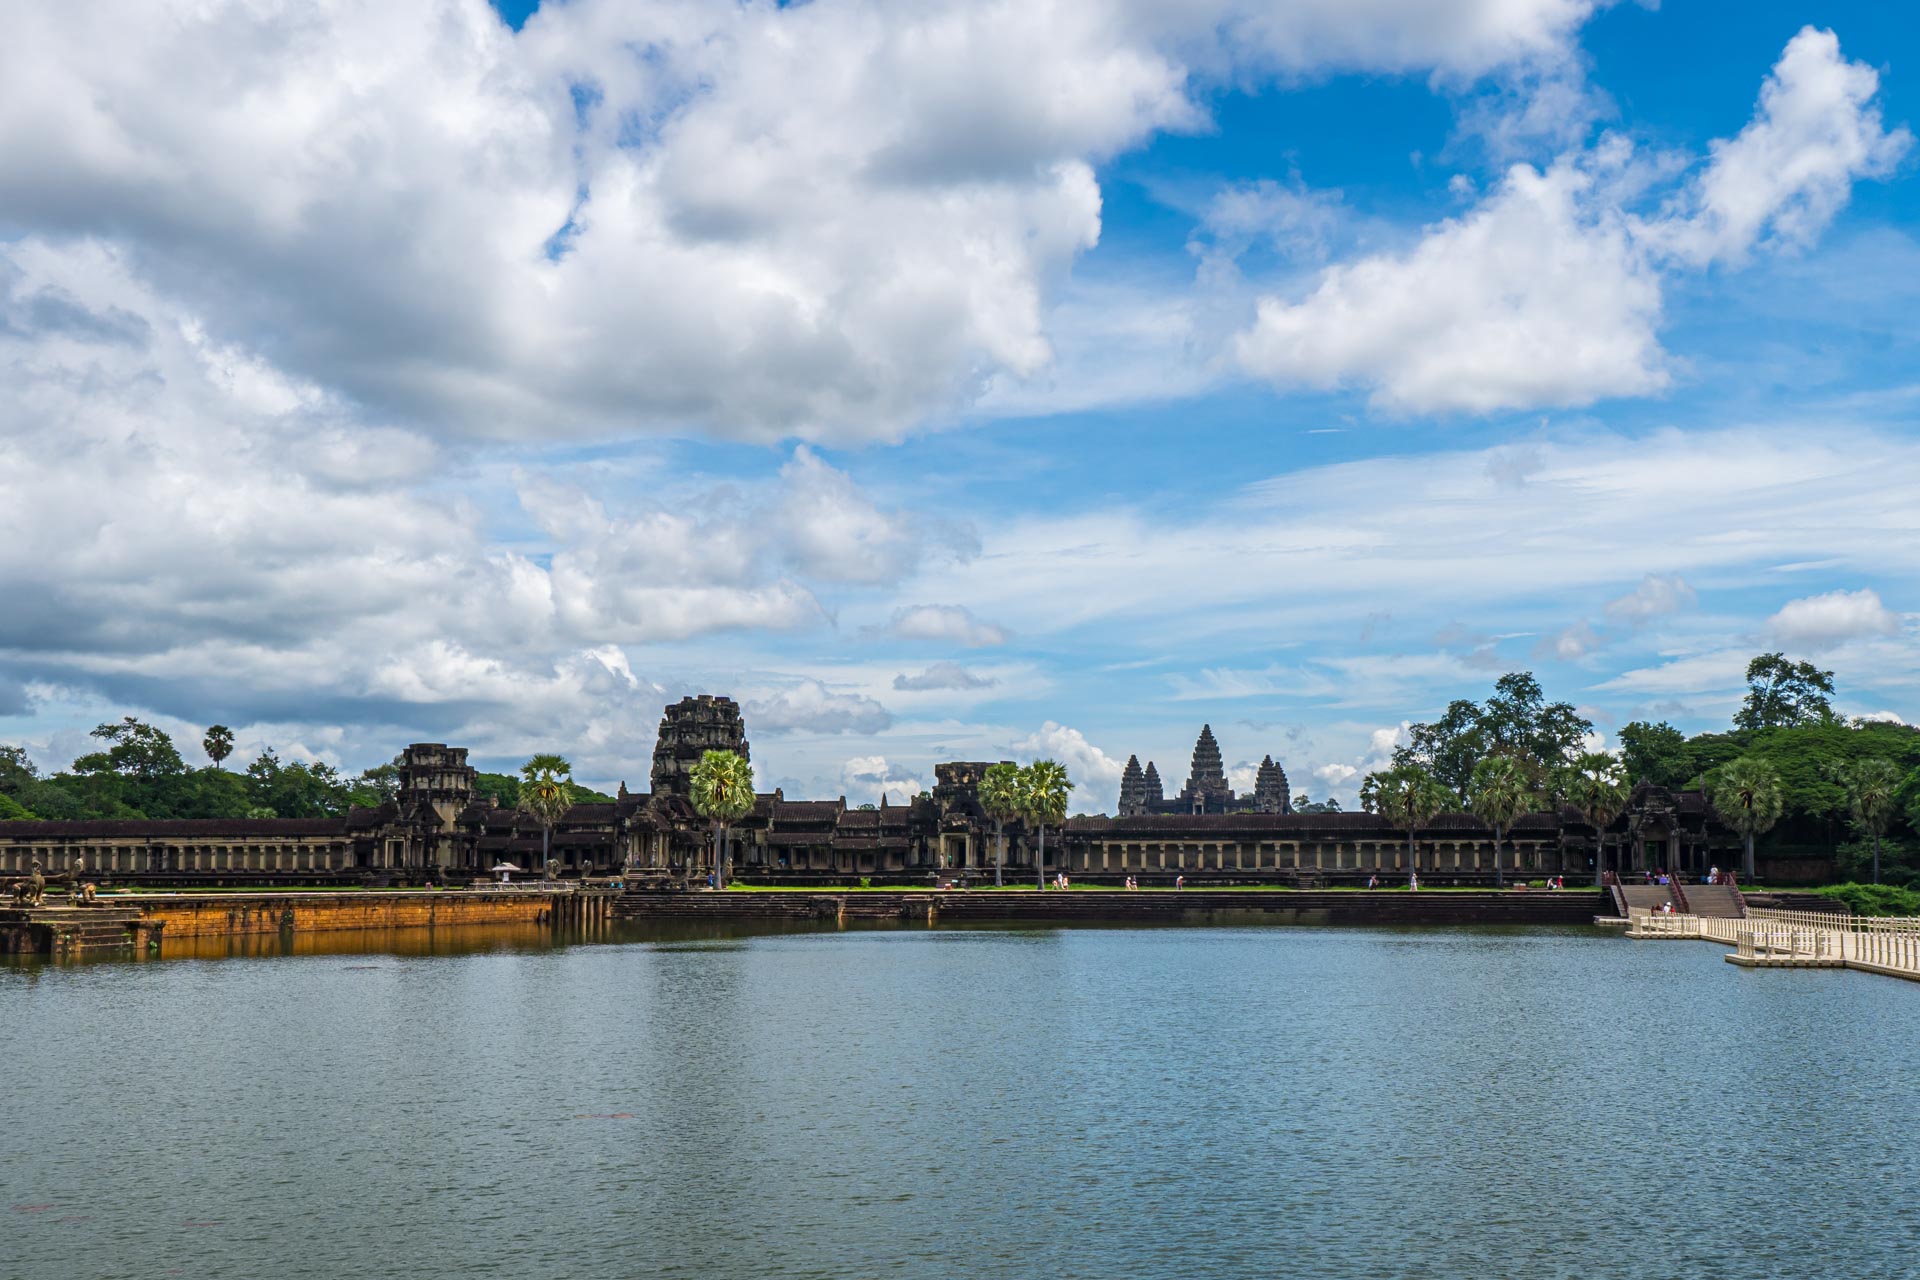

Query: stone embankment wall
615;889;1609;927
133;891;556;939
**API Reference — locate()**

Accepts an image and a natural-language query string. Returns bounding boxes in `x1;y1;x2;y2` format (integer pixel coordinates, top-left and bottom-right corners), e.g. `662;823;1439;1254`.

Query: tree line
0;717;610;824
1359;658;1920;886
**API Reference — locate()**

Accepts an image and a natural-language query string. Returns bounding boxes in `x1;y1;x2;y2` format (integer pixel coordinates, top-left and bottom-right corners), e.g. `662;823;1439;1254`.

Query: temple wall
1;836;356;876
134;890;554;938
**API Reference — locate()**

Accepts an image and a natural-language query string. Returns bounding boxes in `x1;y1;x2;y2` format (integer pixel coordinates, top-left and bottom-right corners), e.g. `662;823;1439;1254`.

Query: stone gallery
0;695;1741;884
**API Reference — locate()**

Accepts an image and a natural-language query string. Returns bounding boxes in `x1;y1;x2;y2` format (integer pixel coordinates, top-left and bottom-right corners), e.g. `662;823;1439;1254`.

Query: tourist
1175;874;1184;890
1367;875;1378;890
1409;872;1420;892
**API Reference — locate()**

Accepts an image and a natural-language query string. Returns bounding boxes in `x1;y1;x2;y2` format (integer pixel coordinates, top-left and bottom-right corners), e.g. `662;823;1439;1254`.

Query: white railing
1731;924;1841;963
1626;907;1920;979
1746;906;1920;934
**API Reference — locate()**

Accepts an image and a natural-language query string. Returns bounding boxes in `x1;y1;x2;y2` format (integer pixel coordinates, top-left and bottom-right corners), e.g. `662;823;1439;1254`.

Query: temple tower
1181;725;1233;811
1143;761;1164;805
397;744;475;829
1119;755;1147;815
650;695;751;800
1253;755;1291;814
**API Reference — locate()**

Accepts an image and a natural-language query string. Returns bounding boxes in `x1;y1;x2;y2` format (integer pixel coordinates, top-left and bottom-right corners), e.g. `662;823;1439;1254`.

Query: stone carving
1180;725;1233;811
1142;761;1164;805
1118;755;1147;816
650;695;750;800
7;860;46;906
1253;756;1291;815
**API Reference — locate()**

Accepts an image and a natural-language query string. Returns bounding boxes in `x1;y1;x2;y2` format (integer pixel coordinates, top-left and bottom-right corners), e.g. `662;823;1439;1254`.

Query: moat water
6;922;1917;1280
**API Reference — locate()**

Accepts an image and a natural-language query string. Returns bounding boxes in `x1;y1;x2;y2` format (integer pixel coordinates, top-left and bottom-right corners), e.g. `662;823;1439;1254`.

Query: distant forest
0;718;612;824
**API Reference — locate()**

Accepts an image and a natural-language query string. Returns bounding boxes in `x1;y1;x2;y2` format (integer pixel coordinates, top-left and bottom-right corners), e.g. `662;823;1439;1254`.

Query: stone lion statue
7;861;47;907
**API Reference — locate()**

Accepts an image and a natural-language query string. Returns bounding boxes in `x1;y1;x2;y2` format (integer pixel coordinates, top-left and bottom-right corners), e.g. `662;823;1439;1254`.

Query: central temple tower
1180;724;1233;812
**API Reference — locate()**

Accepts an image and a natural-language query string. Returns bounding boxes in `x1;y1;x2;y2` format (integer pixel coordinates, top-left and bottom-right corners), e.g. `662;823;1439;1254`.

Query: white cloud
746;680;893;735
1605;574;1698;623
1011;720;1124;813
892;662;998;692
1536;620;1603;660
839;755;926;807
1235;153;1667;412
1766;588;1901;650
0;0;1608;447
1234;29;1906;415
1643;27;1913;267
870;604;1010;647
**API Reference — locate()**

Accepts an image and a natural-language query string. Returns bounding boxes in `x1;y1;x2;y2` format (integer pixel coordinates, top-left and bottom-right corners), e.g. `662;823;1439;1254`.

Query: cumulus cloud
1011;721;1124;813
839;755;927;806
1642;27;1913;267
1235;152;1667;412
1605;574;1698;624
0;0;1608;446
746;681;893;735
1234;28;1906;414
869;604;1010;647
892;662;998;692
1766;588;1901;650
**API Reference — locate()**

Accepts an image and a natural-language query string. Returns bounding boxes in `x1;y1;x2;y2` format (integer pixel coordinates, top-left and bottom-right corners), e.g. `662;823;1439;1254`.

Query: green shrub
1810;882;1920;917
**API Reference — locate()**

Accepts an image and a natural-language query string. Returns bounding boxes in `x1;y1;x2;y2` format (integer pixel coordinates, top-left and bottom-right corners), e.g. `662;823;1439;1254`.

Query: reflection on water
5;924;1918;1280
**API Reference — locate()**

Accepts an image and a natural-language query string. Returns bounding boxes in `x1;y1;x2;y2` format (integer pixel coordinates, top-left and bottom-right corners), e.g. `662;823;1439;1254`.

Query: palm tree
690;749;756;889
1843;757;1901;885
517;753;574;879
1363;763;1450;887
203;725;234;770
1469;754;1532;888
1708;756;1783;883
978;762;1022;889
1565;752;1627;887
1019;760;1073;890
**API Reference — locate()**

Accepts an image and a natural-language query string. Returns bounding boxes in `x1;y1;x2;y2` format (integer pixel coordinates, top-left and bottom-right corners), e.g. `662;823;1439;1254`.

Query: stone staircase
0;904;153;956
1679;884;1746;919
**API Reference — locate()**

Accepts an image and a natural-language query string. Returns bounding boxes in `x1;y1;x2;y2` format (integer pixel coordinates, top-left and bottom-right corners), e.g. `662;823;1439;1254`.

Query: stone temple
0;694;1749;885
1118;724;1290;815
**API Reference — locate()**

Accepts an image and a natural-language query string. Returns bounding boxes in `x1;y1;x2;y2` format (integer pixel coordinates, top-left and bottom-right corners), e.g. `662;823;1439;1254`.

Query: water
5;922;1916;1280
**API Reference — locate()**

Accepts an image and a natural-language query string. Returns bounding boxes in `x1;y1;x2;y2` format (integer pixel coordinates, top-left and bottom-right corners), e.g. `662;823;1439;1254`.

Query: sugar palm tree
1843;757;1901;885
978;762;1022;889
203;724;234;770
690;749;756;889
1363;762;1450;887
1565;752;1627;887
1019;760;1073;890
517;753;574;878
1469;754;1532;888
1708;755;1782;883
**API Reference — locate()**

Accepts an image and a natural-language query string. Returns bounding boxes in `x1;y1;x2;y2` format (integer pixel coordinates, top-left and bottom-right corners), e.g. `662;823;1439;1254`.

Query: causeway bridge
1624;902;1920;982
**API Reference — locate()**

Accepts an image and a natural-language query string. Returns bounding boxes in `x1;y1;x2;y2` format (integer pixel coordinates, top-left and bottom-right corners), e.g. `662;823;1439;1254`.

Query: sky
1;0;1917;812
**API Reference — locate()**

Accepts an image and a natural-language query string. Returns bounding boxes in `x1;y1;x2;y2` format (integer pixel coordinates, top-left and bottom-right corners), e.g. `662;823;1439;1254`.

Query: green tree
517;753;576;879
1;744;38;792
0;792;36;820
1394;672;1592;801
1292;794;1342;814
1397;699;1486;801
1709;756;1784;882
1733;653;1835;731
74;717;186;781
244;750;353;818
1564;753;1628;887
1469;754;1533;888
349;760;403;808
1018;760;1073;890
978;762;1022;889
203;724;235;770
1842;757;1902;885
1618;720;1692;788
688;749;753;888
1362;762;1450;887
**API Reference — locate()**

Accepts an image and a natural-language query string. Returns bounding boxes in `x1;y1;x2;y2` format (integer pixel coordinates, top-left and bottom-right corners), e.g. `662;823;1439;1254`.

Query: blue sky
1;0;1916;810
